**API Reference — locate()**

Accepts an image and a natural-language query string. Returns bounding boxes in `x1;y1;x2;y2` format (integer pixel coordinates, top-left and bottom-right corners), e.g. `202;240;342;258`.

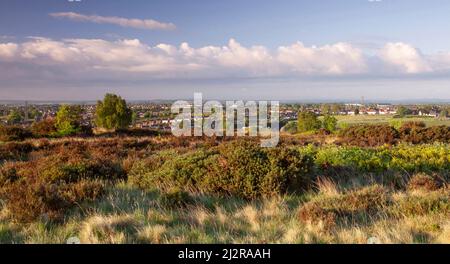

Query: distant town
1;100;449;131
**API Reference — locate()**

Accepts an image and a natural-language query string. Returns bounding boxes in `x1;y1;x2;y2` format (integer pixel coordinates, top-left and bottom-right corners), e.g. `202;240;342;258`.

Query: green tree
95;93;132;130
132;112;138;125
297;111;322;132
7;109;22;124
55;105;82;136
282;121;298;134
322;114;338;132
29;108;42;120
440;109;448;118
396;106;410;117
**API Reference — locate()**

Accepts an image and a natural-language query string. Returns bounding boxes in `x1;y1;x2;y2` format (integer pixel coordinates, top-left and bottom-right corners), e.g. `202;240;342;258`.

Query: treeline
338;122;450;147
0;94;132;142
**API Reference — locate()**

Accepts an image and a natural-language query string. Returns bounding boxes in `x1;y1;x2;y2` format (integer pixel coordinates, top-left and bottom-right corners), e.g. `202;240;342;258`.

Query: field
0;133;449;244
335;115;450;128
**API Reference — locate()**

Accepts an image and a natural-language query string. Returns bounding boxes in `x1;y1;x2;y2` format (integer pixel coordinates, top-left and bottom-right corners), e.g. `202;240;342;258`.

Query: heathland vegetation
0;96;448;244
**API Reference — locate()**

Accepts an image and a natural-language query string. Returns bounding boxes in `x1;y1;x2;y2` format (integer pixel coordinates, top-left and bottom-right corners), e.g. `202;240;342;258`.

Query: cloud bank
49;12;176;31
1;37;450;82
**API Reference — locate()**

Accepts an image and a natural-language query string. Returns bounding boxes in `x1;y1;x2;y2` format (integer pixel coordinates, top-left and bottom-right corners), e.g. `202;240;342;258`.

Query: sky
1;0;450;101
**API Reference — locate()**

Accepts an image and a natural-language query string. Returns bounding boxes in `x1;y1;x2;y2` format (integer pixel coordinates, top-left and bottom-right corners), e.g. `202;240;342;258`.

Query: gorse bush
129;140;314;199
208;140;314;198
389;144;450;172
127;140;449;199
310;143;450;173
129;149;214;191
39;158;126;183
314;146;390;173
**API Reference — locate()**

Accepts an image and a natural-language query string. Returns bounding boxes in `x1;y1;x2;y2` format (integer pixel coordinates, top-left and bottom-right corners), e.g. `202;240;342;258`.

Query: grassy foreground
0;135;449;244
0;181;449;244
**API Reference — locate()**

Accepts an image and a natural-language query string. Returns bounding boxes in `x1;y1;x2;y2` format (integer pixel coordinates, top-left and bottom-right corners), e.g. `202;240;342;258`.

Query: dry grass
0;181;448;244
79;215;141;244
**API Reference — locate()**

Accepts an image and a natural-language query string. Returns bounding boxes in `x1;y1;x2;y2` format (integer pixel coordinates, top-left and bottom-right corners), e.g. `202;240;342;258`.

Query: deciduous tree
95;93;132;130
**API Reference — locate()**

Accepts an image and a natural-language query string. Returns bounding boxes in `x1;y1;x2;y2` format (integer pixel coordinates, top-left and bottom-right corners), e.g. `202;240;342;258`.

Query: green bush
40;158;126;183
314;145;390;172
308;143;450;174
389;143;450;172
128;149;214;191
322;114;338;132
206;141;314;198
129;140;314;199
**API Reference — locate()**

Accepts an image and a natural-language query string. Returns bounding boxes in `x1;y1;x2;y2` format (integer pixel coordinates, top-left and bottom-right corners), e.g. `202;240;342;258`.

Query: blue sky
1;0;450;101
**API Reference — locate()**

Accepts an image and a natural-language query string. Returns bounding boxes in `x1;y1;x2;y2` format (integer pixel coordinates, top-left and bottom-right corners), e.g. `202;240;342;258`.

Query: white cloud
0;43;18;59
379;42;432;74
20;37;82;63
277;42;368;74
49;12;176;31
1;37;450;80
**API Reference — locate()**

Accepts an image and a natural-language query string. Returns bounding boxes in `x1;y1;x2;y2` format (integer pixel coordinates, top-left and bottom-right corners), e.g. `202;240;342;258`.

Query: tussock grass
0;182;448;244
